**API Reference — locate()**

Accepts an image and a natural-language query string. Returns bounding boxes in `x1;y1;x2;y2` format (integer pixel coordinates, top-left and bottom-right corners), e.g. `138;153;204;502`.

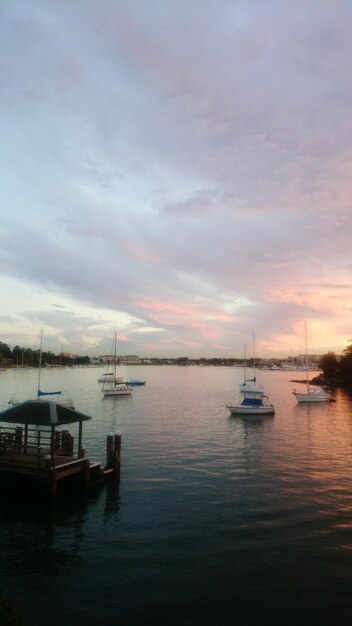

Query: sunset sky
1;0;352;358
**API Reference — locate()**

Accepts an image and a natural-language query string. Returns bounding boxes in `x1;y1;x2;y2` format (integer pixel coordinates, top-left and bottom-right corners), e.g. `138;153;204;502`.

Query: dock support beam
106;433;122;479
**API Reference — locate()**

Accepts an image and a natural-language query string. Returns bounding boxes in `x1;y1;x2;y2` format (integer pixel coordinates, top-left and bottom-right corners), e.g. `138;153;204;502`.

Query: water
1;366;352;625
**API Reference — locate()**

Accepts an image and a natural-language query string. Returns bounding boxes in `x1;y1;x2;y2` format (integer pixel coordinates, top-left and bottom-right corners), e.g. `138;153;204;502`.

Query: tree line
0;342;90;367
319;341;352;384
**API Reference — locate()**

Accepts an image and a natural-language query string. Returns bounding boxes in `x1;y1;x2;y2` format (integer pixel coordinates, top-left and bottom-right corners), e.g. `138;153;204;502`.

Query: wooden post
24;423;28;454
114;433;122;480
15;426;22;451
50;425;56;470
78;421;83;458
37;446;42;477
106;434;115;469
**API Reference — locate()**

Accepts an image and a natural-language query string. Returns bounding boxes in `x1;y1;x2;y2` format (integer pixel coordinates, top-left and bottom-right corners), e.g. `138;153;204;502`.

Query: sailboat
227;393;275;416
227;336;275;416
102;332;132;397
9;329;75;408
292;322;331;403
239;337;264;395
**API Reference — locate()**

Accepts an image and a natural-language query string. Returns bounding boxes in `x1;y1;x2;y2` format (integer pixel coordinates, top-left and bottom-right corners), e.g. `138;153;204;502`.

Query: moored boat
292;386;331;403
239;337;264;396
292;322;332;403
102;382;132;397
8;329;75;409
227;394;275;416
102;332;132;397
98;373;123;384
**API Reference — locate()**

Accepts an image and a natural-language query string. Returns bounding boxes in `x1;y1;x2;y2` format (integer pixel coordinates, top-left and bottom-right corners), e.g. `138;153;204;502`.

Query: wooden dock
0;401;121;496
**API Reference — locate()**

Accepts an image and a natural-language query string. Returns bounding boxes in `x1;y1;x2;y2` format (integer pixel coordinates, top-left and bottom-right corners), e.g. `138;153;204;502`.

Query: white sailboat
98;372;123;383
102;332;132;397
227;392;275;416
239;337;264;395
292;322;331;403
228;336;275;416
9;329;75;408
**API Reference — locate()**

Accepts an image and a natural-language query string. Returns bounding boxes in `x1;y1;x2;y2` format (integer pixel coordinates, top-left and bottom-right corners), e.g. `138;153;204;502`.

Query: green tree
11;346;27;366
0;342;11;359
337;340;352;382
319;352;338;378
75;355;90;365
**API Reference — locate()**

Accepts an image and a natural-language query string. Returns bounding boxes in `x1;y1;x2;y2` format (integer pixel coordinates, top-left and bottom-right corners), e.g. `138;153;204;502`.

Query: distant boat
102;381;132;396
228;336;274;415
292;322;332;403
239;337;264;396
227;393;275;416
102;332;132;397
98;372;123;384
8;329;75;409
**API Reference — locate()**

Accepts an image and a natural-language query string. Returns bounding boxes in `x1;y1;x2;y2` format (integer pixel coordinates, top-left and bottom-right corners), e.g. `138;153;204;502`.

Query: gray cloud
0;0;351;356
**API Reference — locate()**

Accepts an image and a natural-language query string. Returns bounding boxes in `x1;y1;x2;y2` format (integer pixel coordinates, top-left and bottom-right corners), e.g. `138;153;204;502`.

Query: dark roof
0;401;92;426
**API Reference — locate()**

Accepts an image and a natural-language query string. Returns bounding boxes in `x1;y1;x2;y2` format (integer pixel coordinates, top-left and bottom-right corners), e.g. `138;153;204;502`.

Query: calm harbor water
1;365;352;625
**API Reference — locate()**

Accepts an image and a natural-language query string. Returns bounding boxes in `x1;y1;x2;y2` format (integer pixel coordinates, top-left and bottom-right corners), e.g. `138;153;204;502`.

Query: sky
1;0;352;359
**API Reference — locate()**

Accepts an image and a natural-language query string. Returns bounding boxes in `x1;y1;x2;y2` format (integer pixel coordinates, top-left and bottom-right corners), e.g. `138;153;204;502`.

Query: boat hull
126;380;146;386
102;386;132;396
239;383;264;395
292;391;331;403
227;404;275;415
98;376;123;383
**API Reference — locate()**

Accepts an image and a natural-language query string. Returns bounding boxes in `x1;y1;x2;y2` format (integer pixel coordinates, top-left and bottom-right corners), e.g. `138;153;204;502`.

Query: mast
244;343;247;383
38;328;43;395
304;321;309;390
114;331;117;382
253;332;256;383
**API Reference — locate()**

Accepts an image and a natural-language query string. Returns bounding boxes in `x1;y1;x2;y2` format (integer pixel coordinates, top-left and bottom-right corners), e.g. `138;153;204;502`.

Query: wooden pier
0;400;121;496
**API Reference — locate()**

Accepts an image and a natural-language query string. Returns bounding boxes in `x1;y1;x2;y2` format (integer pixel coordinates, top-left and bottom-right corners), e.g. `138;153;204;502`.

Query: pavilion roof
0;401;92;426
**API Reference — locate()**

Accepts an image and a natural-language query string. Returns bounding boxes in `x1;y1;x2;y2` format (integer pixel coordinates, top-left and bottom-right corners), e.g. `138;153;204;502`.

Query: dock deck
0;401;121;496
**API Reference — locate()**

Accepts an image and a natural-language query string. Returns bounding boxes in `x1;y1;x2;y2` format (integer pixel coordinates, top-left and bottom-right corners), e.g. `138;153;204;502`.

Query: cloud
0;1;352;356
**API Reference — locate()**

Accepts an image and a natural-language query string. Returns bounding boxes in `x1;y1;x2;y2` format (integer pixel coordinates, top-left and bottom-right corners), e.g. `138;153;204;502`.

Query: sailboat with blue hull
36;330;75;408
227;393;275;415
227;336;275;416
9;330;75;408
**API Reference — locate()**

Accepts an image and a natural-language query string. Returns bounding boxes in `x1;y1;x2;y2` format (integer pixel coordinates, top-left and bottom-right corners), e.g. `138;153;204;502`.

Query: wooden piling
106;434;115;469
114;433;122;480
106;433;122;479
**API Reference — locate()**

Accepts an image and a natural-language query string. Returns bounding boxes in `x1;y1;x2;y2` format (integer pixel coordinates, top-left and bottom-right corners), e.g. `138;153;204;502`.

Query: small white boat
8;329;76;409
98;373;123;384
102;382;132;397
292;322;332;403
239;381;264;395
239;337;264;396
292;385;331;403
102;332;132;397
227;394;275;416
228;335;274;415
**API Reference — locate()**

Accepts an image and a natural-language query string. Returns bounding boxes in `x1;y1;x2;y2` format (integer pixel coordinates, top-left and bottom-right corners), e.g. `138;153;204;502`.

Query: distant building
62;352;75;360
98;355;115;364
119;355;142;365
297;354;322;365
